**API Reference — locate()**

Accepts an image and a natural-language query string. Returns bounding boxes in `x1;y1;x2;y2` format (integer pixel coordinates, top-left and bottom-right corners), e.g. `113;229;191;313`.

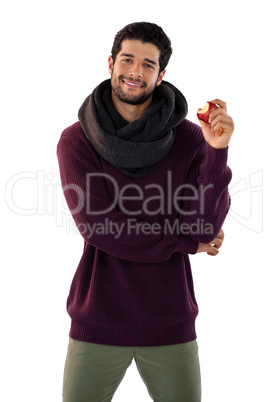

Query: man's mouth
122;79;143;88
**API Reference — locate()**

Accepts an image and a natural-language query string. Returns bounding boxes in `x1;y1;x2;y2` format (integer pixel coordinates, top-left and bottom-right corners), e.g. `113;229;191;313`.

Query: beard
111;73;158;105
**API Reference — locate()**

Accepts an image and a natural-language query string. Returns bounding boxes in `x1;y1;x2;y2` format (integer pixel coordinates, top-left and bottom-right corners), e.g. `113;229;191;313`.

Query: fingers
206;243;220;256
211;228;224;247
210;236;223;249
211;121;224;137
207;251;218;256
210;99;227;112
197;228;225;256
209;108;234;137
208;228;225;255
217;228;224;240
209;111;231;128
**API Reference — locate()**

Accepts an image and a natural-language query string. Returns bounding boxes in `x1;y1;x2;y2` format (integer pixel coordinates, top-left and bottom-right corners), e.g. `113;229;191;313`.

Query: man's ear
156;69;166;86
108;56;114;75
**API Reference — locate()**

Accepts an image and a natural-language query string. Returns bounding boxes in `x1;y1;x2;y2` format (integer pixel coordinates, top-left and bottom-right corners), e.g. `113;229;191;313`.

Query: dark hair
111;22;172;73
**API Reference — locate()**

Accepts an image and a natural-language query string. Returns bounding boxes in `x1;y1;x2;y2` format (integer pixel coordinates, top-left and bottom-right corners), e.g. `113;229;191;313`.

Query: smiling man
109;39;165;120
57;22;234;402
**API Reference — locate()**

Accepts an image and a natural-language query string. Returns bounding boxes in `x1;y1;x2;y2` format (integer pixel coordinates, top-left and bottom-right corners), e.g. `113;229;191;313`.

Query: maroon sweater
57;118;232;347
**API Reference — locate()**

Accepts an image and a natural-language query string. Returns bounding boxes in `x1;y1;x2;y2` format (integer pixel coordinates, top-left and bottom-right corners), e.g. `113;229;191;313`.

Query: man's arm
179;99;234;245
195;100;233;255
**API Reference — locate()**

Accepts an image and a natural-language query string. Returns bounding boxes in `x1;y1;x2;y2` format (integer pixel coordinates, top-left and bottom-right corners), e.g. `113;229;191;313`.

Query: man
57;22;234;402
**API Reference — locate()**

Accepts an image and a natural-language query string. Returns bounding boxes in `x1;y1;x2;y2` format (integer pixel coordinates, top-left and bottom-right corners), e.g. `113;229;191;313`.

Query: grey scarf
78;79;187;178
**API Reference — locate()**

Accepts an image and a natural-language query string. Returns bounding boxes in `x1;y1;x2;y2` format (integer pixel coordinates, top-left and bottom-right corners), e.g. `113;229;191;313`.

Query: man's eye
145;64;154;69
123;59;132;63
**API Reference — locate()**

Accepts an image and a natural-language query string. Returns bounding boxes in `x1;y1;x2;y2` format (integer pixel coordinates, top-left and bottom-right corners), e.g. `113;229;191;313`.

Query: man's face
108;39;166;105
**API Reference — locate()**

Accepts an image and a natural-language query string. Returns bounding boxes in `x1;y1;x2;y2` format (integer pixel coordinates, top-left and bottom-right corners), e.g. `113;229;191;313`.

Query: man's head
111;22;172;74
108;22;172;107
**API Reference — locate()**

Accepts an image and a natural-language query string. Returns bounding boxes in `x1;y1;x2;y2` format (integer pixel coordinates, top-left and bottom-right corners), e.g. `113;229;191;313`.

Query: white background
1;0;267;401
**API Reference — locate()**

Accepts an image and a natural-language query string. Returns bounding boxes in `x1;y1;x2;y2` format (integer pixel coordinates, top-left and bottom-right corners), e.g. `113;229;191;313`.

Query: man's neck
111;91;153;123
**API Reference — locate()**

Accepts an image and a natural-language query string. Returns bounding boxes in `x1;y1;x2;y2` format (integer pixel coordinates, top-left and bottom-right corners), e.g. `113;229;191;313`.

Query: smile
122;80;143;88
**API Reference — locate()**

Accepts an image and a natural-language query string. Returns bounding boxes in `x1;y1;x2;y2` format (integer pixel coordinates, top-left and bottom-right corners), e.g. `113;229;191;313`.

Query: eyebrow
119;53;158;66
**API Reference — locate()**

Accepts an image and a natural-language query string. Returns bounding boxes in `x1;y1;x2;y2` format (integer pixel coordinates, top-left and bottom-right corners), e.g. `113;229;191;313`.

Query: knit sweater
57;118;232;347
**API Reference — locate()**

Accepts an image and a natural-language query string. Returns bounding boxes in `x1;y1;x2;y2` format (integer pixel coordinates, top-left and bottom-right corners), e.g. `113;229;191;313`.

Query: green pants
63;338;201;402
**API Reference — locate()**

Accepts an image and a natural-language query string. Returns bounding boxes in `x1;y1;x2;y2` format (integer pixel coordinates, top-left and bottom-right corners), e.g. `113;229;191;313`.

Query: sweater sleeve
180;138;232;243
57;135;199;263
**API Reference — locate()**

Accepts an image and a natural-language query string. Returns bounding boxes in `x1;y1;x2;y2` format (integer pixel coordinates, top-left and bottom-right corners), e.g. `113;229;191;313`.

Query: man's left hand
198;99;234;149
197;228;225;256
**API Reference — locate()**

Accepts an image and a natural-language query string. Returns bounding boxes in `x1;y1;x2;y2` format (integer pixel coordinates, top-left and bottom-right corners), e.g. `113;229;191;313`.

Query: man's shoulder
60;121;84;141
58;121;90;149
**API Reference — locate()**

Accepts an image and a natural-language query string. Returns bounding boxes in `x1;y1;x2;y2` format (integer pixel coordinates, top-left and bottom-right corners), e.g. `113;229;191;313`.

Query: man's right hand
197;228;224;256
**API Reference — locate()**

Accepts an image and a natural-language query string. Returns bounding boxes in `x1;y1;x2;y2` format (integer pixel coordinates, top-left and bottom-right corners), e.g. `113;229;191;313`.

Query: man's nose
128;64;143;78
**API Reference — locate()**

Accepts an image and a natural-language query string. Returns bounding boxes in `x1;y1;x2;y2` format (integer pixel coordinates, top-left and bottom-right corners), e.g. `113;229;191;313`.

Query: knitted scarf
78;79;188;178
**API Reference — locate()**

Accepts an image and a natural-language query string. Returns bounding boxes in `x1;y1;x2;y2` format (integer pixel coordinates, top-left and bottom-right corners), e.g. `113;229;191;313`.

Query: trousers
62;338;201;402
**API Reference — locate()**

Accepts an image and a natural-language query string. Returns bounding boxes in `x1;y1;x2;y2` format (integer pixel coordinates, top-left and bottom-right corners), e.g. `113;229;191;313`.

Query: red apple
197;101;219;123
197;101;223;135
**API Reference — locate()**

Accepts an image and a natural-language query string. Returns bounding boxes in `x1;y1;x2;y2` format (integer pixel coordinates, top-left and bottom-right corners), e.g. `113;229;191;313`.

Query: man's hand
197;228;225;256
198;99;234;149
